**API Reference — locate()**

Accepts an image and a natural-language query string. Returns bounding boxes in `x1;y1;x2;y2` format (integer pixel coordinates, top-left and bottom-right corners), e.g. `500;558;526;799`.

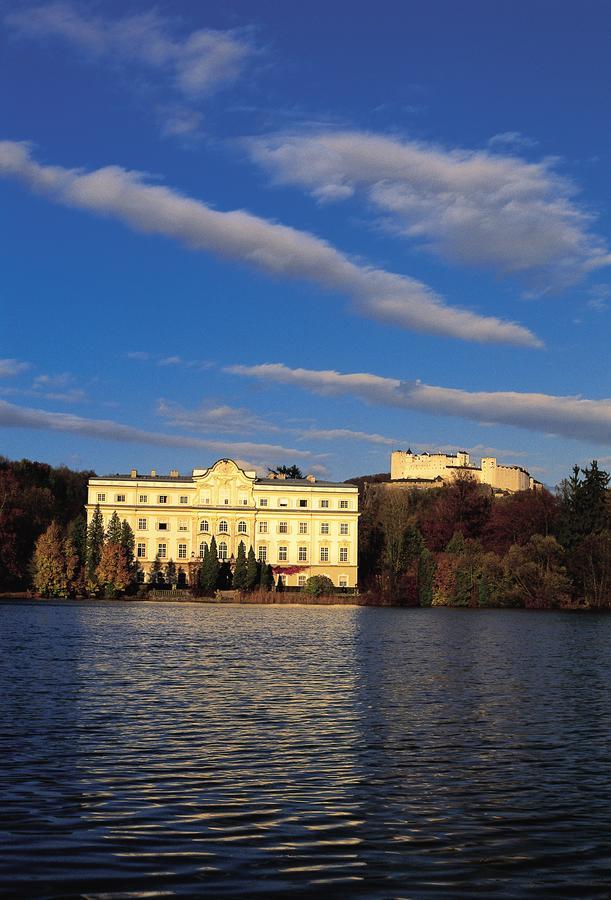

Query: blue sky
1;0;610;484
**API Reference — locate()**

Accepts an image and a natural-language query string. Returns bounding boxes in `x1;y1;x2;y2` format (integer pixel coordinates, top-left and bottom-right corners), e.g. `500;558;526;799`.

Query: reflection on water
1;602;610;897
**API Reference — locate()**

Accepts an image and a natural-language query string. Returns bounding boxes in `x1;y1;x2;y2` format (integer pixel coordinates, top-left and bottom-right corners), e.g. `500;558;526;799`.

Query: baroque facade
86;458;359;588
390;449;540;493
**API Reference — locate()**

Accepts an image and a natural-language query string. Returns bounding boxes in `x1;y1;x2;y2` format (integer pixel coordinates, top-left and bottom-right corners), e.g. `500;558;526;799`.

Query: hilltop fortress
390;449;540;493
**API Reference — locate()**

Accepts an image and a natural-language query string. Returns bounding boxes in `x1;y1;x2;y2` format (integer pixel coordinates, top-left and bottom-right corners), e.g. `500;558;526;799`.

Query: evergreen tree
120;520;136;576
276;573;284;592
105;510;123;545
245;545;259;591
67;515;87;569
262;563;275;591
232;541;248;591
166;558;177;587
86;504;104;585
218;560;233;589
198;543;209;588
200;535;219;593
150;553;163;585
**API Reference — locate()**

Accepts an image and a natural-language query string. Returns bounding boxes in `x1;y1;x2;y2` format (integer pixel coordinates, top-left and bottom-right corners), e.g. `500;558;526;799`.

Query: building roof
89;473;356;488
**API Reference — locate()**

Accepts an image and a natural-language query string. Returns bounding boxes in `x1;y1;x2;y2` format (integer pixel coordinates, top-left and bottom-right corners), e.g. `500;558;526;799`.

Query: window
179;496;189;504
320;499;329;508
320;523;329;535
157;543;167;559
137;542;146;558
218;520;229;533
116;494;126;503
223;498;229;505
258;545;267;562
199;520;209;532
339;577;348;588
158;495;168;504
340;523;349;535
298;575;306;587
241;498;249;506
340;500;349;509
97;493;106;503
137;518;147;530
339;547;348;563
218;541;228;560
178;544;187;559
139;494;148;503
299;522;308;534
298;546;307;562
258;521;268;533
199;541;207;558
178;520;188;532
259;498;268;507
299;499;308;508
320;547;329;562
278;546;288;561
278;521;288;534
278;498;288;507
237;521;247;534
158;522;168;531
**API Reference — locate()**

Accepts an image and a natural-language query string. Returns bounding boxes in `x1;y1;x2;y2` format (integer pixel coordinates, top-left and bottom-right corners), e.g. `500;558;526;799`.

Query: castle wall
391;450;533;493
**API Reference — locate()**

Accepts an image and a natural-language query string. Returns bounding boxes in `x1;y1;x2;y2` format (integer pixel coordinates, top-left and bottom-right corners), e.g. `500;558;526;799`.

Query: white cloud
0;358;30;377
247;130;611;287
0;141;540;347
5;3;255;136
296;427;397;445
0;399;314;463
487;131;539;150
157;399;278;435
228;362;611;446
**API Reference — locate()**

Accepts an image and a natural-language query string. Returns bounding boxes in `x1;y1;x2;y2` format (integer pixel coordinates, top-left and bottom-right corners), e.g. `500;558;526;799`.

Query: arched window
218;541;228;560
218;520;229;533
237;520;247;533
199;520;209;532
199;541;208;558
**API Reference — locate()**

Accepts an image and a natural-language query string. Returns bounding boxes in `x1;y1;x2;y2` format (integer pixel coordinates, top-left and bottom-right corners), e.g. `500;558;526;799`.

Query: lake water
1;601;610;898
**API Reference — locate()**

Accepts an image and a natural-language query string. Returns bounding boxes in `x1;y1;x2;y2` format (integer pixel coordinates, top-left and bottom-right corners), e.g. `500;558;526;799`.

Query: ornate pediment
192;459;255;507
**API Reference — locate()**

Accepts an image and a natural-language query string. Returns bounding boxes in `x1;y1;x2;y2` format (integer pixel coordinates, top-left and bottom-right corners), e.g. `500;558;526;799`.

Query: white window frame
320;523;329;535
258;521;268;533
97;493;106;503
218;520;229;534
340;523;349;535
116;494;126;503
137;518;147;530
259;498;268;507
237;520;247;534
178;544;187;559
137;542;146;558
157;543;167;559
299;522;308;534
320;547;329;562
139;494;148;503
339;500;349;509
218;541;228;561
179;496;189;505
278;546;288;561
178;520;189;532
158;495;168;504
339;547;348;563
199;520;209;532
298;546;307;562
320;499;329;508
258;545;267;562
278;521;288;534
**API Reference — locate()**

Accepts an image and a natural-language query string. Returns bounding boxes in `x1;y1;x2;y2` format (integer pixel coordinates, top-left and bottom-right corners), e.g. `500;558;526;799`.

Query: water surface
1;601;610;897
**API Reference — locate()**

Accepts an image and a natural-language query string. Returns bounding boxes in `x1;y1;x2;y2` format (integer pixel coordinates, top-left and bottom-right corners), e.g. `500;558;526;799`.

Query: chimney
150;469;157;477
306;474;316;483
130;468;138;478
170;469;179;477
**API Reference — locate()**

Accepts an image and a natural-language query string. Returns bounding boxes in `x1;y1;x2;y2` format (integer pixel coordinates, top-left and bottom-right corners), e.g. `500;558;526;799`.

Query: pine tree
262;563;275;591
166;558;177;587
233;541;248;591
200;535;219;593
218;561;232;589
150;553;163;585
105;510;122;545
86;504;104;585
120;520;136;576
245;545;259;591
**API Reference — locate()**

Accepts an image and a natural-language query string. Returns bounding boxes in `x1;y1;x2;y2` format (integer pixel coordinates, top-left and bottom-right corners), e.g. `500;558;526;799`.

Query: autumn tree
503;535;571;608
31;521;78;598
96;542;130;598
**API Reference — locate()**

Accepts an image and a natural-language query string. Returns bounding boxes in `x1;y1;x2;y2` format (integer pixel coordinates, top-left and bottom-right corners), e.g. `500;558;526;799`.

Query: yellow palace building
86;458;359;589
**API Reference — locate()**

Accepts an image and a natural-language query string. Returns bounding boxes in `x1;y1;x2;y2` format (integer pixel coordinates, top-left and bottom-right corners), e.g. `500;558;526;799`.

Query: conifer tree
232;541;248;591
105;510;122;545
120;520;136;576
261;563;275;591
200;535;219;593
150;553;163;585
86;504;104;585
417;548;436;607
31;521;75;598
218;560;232;589
166;558;177;587
245;545;258;591
96;543;130;598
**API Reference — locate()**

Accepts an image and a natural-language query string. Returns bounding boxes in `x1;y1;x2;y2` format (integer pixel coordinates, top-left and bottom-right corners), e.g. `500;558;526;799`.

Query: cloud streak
247;130;611;287
5;3;254;135
0;358;30;377
227;363;611;446
0;399;314;462
0;141;540;347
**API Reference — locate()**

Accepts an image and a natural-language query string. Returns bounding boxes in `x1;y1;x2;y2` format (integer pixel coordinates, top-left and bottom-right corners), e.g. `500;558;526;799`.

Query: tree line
353;461;611;608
